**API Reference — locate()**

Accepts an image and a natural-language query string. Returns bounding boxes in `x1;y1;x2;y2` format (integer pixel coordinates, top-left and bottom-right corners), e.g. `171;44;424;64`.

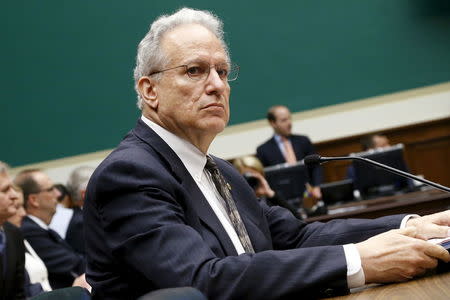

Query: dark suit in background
66;207;85;255
21;216;85;289
0;221;25;300
256;134;323;185
84;120;404;299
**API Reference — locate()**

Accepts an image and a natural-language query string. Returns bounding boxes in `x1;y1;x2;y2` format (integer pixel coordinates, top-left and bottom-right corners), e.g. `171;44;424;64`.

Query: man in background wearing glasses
85;7;450;300
15;169;87;290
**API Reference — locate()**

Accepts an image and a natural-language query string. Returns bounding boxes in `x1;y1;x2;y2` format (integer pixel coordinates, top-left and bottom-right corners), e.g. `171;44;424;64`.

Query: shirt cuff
343;244;365;288
400;214;420;229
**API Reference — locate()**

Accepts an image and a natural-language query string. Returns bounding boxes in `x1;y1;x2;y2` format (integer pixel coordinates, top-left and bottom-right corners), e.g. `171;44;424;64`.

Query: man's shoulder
21;217;44;234
256;136;276;151
3;221;22;237
291;134;312;143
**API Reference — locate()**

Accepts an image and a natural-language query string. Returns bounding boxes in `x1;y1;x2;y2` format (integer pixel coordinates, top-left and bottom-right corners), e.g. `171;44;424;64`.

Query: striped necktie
205;156;255;253
281;136;297;164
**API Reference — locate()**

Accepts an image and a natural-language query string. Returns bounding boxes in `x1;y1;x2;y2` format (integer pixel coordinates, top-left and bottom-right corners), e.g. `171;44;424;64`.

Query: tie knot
205;156;218;172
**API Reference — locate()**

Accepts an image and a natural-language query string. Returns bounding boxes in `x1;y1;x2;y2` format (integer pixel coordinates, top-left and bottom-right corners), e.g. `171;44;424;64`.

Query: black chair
137;287;207;300
31;287;90;300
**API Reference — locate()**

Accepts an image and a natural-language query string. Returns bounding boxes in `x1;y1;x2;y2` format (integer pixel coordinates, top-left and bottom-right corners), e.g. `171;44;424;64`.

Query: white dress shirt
141;116;245;254
49;204;74;239
24;240;52;291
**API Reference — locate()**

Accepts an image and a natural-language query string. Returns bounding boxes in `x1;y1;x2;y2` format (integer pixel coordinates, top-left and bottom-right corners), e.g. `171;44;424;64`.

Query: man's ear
138;76;159;109
27;194;39;209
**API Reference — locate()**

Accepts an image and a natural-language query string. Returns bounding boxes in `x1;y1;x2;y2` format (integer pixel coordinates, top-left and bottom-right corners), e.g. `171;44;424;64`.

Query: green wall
2;0;450;166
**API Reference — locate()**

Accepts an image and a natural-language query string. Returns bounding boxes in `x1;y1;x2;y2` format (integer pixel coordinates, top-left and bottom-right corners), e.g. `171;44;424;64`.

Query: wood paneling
314;117;450;186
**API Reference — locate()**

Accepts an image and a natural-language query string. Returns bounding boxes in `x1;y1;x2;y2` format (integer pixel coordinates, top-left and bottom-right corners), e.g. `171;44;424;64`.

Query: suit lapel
132;119;238;256
269;137;286;164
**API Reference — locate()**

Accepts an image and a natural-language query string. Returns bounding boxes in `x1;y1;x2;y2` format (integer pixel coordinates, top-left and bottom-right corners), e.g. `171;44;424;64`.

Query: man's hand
406;210;450;240
249;172;275;198
72;273;92;292
356;227;450;284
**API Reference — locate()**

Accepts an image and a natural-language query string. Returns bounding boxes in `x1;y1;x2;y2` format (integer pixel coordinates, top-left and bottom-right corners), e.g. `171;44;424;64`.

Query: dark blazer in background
66;207;85;255
21;216;85;289
84;119;404;300
256;134;323;185
0;221;25;300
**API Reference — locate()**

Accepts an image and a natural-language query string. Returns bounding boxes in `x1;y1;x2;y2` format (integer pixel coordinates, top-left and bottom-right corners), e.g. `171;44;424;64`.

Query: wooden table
307;189;450;223
327;271;450;299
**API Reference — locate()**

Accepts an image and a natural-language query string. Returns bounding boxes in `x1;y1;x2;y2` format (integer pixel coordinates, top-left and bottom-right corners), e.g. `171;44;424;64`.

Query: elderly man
84;7;450;300
15;169;86;289
0;161;25;300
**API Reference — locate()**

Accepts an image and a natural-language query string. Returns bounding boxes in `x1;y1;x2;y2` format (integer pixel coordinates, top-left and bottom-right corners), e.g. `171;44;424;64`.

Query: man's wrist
343;244;365;288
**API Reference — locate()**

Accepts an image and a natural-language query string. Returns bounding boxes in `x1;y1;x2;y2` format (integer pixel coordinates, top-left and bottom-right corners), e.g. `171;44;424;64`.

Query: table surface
326;271;450;300
306;189;450;223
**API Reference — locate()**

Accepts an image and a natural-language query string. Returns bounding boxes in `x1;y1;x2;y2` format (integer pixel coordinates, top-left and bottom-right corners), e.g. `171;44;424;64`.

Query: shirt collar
27;215;49;230
141;115;207;181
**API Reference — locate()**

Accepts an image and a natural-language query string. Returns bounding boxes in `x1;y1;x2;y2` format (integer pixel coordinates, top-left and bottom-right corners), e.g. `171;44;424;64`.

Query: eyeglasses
149;62;239;82
36;185;55;194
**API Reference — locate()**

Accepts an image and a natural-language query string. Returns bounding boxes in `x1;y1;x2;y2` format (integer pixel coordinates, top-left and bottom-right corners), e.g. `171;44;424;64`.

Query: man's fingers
399;226;417;237
424;243;450;262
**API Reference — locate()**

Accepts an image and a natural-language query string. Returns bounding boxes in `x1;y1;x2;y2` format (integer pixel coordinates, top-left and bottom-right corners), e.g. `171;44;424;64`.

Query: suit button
323;289;334;296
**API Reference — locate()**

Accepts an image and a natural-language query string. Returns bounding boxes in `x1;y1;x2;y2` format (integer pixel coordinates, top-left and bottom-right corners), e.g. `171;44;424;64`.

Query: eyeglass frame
148;62;240;82
34;185;56;194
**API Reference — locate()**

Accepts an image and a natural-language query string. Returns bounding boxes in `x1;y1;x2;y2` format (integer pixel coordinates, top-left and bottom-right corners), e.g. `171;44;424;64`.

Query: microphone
304;154;450;193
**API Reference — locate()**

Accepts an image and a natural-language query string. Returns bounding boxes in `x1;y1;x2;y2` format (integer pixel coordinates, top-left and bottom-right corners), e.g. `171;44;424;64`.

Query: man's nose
205;68;227;95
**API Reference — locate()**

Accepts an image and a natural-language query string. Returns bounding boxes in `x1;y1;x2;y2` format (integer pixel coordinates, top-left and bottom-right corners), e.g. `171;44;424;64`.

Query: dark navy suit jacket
21;216;85;289
84;119;404;300
0;222;25;300
66;207;85;255
256;134;323;185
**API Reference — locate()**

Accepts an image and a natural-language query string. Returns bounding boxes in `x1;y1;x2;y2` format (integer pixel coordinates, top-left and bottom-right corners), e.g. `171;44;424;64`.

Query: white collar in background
27;215;49;230
140;115;207;182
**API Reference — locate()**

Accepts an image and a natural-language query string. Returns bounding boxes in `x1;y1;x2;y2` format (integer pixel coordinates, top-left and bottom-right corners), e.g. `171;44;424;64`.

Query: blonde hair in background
232;156;265;175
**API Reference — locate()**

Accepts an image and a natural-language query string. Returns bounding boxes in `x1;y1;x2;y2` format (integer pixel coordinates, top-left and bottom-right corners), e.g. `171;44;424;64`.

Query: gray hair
133;7;229;109
66;166;95;204
0;161;10;174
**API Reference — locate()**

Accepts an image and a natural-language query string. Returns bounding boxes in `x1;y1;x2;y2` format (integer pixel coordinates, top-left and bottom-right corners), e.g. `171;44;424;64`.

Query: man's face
270;106;292;137
0;172;18;223
150;24;231;142
31;172;59;218
7;191;26;227
373;135;390;148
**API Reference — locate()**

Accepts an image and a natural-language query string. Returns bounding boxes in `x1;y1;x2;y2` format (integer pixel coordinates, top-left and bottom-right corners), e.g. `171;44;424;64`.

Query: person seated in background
65;166;94;255
232;156;301;218
54;184;73;208
8;185;52;297
346;133;396;180
14;169;88;290
0;161;25;300
49;183;74;240
256;105;322;198
360;133;390;151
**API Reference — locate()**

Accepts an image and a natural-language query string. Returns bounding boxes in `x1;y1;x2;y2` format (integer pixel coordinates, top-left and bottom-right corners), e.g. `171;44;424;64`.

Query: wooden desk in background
326;271;450;300
306;189;450;223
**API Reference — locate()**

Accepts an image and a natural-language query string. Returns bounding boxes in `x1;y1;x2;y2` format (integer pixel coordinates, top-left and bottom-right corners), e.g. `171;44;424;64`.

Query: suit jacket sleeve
4;222;26;300
22;219;85;288
86;155;404;299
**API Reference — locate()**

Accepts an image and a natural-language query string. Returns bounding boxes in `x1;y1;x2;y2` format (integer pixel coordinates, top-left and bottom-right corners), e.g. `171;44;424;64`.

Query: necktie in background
0;229;6;275
205;156;255;253
281;136;297;164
